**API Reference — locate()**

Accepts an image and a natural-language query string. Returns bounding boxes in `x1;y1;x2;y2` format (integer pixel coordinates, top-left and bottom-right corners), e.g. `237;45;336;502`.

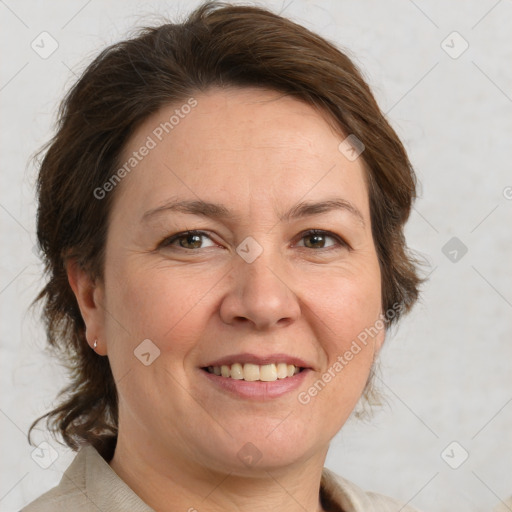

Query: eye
158;229;347;252
296;229;347;250
159;230;217;250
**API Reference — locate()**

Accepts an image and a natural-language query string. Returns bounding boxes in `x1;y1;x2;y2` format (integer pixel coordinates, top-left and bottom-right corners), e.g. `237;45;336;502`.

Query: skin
68;86;385;512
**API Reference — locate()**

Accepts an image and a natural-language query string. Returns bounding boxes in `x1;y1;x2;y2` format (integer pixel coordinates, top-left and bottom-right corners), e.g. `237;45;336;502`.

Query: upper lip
202;352;312;369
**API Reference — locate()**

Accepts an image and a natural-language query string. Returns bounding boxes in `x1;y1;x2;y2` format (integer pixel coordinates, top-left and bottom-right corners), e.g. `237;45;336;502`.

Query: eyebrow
143;197;365;227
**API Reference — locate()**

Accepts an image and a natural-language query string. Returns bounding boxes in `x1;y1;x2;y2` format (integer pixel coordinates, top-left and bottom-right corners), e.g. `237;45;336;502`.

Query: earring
93;339;98;349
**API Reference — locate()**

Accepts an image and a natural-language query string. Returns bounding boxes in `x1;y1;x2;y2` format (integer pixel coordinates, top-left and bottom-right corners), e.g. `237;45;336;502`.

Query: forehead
112;86;370;222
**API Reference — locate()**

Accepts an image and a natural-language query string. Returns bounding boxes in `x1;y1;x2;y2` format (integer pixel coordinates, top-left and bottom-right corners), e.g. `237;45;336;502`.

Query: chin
198;422;325;475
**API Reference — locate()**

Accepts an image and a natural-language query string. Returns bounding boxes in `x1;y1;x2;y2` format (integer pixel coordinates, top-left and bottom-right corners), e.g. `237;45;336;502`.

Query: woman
24;2;422;511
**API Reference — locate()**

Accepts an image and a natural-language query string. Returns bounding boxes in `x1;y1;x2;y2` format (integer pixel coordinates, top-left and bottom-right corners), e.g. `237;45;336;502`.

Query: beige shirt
22;445;420;512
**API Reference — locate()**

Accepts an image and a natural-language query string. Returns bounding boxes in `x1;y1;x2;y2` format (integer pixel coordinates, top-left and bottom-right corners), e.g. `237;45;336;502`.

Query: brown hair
29;1;421;454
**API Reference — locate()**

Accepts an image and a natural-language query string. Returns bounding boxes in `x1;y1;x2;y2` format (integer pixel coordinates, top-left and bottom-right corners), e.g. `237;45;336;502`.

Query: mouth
199;353;312;399
202;362;304;382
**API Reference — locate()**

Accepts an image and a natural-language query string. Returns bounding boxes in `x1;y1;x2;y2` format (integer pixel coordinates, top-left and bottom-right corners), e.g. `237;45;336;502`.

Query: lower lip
200;368;311;400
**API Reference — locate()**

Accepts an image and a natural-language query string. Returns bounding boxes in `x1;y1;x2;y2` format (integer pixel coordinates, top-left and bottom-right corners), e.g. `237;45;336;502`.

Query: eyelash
158;229;349;252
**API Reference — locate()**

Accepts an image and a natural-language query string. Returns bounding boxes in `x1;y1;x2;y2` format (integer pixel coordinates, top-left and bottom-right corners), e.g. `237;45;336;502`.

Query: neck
109;431;329;512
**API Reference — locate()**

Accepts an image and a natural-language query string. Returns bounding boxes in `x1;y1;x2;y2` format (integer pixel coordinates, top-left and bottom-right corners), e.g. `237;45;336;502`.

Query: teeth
260;364;277;382
243;363;260;381
230;363;243;380
206;363;302;381
276;363;288;379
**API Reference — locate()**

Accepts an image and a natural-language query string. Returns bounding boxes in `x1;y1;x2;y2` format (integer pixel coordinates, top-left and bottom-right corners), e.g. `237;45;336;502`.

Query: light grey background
1;1;511;511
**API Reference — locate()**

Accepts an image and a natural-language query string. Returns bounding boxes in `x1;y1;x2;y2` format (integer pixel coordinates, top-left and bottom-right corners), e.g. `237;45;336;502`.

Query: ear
66;258;107;355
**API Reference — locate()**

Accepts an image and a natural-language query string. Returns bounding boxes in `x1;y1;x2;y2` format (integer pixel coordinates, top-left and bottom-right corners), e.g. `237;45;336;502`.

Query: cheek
297;264;382;417
304;263;382;350
103;258;221;363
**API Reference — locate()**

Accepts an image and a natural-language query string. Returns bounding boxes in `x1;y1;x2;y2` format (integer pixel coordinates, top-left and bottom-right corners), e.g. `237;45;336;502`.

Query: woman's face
87;87;384;473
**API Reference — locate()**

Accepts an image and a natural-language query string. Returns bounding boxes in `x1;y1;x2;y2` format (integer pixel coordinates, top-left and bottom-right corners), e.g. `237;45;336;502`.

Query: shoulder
21;445;153;512
21;447;90;512
321;467;422;512
494;496;512;512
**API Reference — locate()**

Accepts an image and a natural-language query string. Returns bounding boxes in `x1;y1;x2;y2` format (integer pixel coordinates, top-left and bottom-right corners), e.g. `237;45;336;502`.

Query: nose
219;251;301;331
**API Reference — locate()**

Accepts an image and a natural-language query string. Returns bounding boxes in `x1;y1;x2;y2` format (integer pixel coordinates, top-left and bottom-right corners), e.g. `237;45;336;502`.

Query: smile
203;363;303;381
